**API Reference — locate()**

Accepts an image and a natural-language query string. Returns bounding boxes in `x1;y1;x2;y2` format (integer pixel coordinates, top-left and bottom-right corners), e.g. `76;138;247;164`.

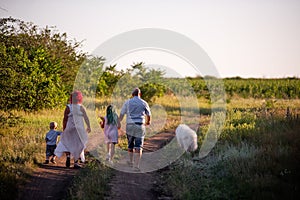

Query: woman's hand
86;127;91;133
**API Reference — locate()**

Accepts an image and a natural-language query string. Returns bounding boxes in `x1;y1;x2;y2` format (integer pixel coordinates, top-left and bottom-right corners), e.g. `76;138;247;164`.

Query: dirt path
17;155;79;200
17;124;199;200
105;130;176;200
105;124;199;200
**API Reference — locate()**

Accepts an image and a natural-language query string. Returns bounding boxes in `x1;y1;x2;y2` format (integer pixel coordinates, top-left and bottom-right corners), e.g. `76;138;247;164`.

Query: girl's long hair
106;105;118;125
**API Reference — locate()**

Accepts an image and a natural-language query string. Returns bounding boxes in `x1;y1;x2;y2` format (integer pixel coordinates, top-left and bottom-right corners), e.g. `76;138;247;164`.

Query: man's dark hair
132;88;141;96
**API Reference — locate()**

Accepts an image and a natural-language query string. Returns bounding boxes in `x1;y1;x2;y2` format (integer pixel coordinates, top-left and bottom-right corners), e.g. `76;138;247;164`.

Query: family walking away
44;121;62;164
100;105;121;164
119;87;151;171
44;88;150;171
54;90;91;168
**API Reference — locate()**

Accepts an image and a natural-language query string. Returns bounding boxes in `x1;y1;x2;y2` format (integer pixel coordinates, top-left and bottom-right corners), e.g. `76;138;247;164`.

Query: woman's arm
81;106;91;133
63;106;70;131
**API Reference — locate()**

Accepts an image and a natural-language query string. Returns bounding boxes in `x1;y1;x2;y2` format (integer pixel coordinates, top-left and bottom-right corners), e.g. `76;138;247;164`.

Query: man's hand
145;116;151;126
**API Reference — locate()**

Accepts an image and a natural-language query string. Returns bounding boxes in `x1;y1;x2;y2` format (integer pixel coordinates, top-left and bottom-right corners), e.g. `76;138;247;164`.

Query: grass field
0;96;300;199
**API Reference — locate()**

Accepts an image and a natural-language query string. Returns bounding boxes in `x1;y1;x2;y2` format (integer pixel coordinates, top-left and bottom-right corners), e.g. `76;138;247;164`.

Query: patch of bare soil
17;155;80;200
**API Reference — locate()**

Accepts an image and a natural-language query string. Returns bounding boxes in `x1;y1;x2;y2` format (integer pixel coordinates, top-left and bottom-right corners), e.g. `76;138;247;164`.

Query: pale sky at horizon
1;0;300;78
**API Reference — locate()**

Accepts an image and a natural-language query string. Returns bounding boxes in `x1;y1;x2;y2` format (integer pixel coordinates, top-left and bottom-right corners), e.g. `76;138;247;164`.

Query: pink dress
103;116;118;144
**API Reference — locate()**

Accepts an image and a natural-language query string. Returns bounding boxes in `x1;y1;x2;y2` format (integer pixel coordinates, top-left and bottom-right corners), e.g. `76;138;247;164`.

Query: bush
0;17;85;111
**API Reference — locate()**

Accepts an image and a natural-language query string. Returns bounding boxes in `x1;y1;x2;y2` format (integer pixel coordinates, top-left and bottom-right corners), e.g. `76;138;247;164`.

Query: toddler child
44;121;62;164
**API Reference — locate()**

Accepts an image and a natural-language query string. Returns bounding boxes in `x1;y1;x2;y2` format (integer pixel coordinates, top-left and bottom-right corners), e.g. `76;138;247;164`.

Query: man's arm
119;113;124;122
145;101;151;125
145;115;151;125
119;101;128;122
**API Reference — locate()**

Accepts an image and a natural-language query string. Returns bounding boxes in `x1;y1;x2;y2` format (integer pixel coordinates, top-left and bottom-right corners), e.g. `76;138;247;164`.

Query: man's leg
127;134;134;166
133;137;144;169
128;149;134;166
134;148;142;169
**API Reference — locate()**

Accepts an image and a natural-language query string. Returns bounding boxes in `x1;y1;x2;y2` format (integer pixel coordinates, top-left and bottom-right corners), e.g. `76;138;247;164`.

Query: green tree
96;62;166;103
74;56;105;96
0;17;86;111
129;62;166;103
97;64;124;97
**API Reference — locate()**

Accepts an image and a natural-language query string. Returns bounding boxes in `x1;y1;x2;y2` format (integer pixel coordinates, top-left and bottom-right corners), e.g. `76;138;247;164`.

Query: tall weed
162;105;300;199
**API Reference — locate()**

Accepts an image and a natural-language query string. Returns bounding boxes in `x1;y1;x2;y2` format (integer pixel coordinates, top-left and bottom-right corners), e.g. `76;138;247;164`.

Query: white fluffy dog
175;124;198;152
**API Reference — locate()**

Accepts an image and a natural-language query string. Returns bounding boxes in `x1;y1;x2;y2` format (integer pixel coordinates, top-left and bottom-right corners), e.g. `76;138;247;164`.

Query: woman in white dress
55;90;91;168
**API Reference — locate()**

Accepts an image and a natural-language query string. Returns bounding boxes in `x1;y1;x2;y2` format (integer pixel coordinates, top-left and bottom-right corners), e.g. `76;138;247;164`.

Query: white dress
55;104;88;160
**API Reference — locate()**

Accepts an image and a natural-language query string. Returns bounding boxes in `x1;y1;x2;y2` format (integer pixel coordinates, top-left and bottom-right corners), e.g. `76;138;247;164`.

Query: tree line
1;17;299;111
0;17;166;111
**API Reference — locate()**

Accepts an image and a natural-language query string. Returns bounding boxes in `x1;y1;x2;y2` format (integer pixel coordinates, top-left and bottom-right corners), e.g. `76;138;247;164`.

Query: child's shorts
46;144;57;157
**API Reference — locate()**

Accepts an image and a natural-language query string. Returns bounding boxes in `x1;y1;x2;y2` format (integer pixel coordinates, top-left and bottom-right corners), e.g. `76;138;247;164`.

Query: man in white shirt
119;88;151;170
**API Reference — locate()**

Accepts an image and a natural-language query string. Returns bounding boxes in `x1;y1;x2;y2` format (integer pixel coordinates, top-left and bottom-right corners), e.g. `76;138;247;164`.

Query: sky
0;0;300;78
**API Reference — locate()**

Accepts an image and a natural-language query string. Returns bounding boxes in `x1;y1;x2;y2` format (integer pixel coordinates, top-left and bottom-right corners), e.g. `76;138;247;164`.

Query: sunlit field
1;95;300;199
161;97;300;200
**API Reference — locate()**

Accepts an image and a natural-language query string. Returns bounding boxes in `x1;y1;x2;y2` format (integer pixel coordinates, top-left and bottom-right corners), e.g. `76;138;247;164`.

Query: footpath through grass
1;97;300;199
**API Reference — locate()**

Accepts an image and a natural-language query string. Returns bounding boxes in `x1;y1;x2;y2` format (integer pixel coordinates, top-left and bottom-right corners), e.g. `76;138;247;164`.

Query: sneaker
43;160;49;164
66;157;70;168
50;158;56;164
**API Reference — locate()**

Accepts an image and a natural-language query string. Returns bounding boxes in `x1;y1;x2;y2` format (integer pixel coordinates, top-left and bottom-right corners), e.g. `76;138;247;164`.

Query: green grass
1;97;300;199
160;99;300;200
66;159;113;200
0;109;64;199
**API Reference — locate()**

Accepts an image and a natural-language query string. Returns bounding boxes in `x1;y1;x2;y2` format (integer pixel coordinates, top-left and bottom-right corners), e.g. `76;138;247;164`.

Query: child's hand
118;129;126;136
100;121;105;129
99;116;105;128
99;116;105;121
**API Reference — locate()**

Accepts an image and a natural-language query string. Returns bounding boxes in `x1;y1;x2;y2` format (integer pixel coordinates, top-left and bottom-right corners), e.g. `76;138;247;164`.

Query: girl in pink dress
100;105;121;164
